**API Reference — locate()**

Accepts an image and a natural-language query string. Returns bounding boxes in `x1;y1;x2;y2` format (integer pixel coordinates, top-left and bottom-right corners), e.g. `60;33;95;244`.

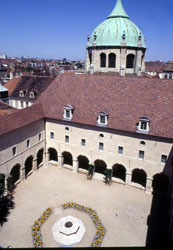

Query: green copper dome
88;0;146;48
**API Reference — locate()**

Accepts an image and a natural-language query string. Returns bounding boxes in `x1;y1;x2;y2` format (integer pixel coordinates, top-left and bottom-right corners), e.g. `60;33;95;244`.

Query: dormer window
97;111;108;127
136;117;150;134
30;92;34;98
63;105;74;121
19;90;25;97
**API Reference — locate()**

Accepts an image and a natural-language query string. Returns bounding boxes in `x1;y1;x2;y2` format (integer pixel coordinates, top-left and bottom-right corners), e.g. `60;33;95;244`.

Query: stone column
20;166;25;180
43;150;46;165
73;159;79;173
58;155;64;168
135;48;142;76
33;157;37;171
125;172;132;185
45;151;49;165
4;176;8;196
145;177;153;193
120;47;126;76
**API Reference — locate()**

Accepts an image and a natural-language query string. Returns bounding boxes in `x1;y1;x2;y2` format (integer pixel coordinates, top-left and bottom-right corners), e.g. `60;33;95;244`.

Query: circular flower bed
31;208;53;248
63;202;106;247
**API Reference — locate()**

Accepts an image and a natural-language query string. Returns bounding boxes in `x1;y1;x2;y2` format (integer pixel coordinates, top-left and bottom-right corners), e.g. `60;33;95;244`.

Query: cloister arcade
0;147;170;195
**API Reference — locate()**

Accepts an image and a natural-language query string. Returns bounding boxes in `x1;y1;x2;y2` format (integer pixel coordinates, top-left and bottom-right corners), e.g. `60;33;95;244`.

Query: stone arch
48;148;58;162
108;53;116;68
37;148;44;168
132;169;147;188
78;155;89;170
24;156;33;178
100;53;106;68
126;54;135;69
152;173;169;193
62;151;73;166
94;160;107;175
10;164;21;184
112;164;126;182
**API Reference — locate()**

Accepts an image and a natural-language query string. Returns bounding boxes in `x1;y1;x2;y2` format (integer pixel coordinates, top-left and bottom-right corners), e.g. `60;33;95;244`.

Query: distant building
0;53;7;59
145;61;164;77
5;76;53;109
159;61;173;79
0;81;9;103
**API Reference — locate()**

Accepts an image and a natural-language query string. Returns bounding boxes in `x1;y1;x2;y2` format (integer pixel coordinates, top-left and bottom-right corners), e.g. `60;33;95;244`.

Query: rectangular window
12;146;17;156
65;135;69;143
118;146;123;155
139;150;144;160
81;139;86;146
140;121;147;130
21;101;23;108
50;132;54;139
100;115;106;124
26;101;29;107
38;133;41;141
66;110;71;118
27;139;30;148
161;155;167;163
99;142;104;151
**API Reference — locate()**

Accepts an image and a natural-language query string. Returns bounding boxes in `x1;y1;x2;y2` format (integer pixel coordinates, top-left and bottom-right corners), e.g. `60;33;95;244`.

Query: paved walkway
0;165;152;247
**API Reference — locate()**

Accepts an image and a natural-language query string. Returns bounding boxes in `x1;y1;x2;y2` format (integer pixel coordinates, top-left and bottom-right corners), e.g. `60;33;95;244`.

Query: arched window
62;152;73;166
100;53;106;68
94;160;107;175
25;156;33;178
37;149;44;168
132;169;147;188
112;164;126;181
48;148;58;162
108;53;116;68
89;53;92;65
78;156;89;170
126;54;135;69
10;164;20;184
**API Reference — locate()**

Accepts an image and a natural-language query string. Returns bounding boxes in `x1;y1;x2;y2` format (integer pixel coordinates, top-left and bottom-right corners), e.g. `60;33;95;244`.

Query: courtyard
0;164;152;247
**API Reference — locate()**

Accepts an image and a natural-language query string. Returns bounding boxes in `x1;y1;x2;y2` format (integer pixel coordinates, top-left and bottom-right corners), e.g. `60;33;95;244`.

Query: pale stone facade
0;119;45;186
86;46;145;76
9;99;33;109
0;117;172;195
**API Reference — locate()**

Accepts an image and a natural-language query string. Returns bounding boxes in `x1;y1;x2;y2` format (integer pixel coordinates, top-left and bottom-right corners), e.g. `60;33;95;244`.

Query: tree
87;164;95;179
0;174;15;226
103;169;113;184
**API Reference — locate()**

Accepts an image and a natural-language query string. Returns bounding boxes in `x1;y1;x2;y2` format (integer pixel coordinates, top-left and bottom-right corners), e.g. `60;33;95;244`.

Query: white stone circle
52;216;85;245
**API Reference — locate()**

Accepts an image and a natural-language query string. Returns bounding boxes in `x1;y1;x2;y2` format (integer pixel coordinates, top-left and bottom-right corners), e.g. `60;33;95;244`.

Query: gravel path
0;165;152;247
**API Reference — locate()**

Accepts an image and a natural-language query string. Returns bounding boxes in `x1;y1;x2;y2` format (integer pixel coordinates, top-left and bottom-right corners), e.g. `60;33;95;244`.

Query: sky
0;0;173;61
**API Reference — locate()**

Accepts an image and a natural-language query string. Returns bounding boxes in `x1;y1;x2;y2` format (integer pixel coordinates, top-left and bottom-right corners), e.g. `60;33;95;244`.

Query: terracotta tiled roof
145;61;164;73
0;103;44;136
4;77;21;95
35;74;173;139
0;101;16;116
0;74;173;140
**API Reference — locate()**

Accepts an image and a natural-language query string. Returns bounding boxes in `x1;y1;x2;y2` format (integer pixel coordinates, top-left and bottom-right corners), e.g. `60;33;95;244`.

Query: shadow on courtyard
146;192;170;248
146;146;173;248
